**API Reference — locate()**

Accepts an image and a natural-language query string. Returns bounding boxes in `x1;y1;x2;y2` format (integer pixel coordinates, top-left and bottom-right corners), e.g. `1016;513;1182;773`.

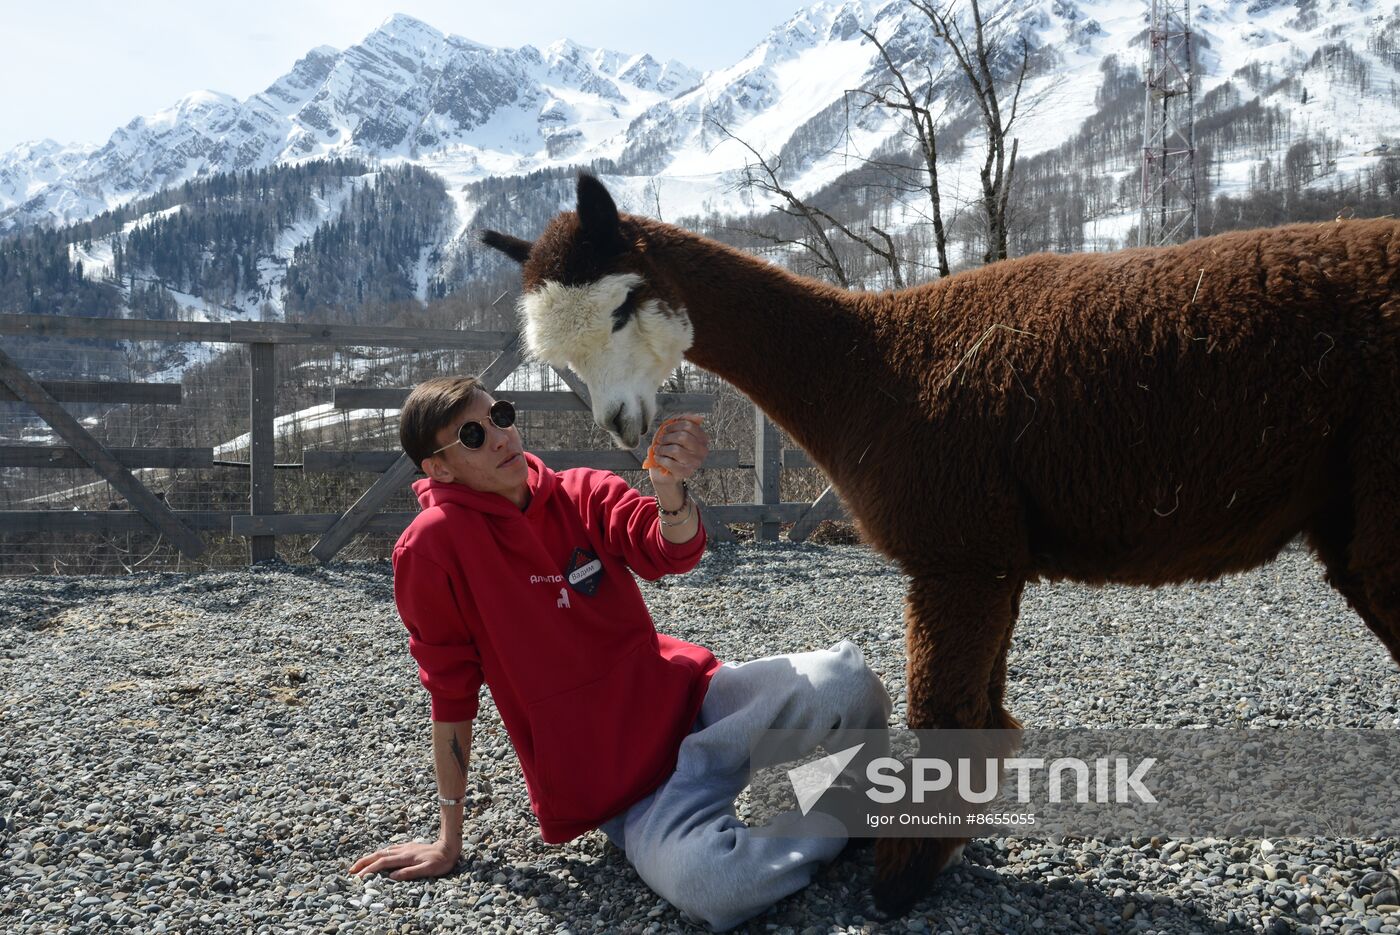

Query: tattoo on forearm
450;733;467;778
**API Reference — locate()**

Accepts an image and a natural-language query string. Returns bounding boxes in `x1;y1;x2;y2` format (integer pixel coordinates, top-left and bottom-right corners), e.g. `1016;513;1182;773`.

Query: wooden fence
0;314;847;566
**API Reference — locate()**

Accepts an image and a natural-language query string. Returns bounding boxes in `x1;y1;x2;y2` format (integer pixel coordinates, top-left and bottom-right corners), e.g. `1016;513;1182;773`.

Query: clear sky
0;0;809;151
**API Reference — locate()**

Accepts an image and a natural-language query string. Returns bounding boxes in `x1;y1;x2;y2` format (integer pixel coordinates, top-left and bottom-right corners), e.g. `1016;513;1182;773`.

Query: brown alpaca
482;174;1400;915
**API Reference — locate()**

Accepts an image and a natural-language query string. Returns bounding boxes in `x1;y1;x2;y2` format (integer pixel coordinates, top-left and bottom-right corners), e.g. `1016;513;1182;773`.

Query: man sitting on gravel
348;375;891;931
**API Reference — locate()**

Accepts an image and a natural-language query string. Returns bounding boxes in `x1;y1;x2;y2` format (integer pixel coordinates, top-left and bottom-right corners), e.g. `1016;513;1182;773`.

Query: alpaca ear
576;174;622;249
480;230;533;264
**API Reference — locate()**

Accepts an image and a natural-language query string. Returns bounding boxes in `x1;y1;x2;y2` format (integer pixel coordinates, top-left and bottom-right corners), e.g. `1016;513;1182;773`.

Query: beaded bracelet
659;501;696;527
655;480;689;516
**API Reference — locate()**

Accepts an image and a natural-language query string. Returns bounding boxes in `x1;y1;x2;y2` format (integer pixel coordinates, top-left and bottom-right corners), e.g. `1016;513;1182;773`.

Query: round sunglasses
431;399;517;455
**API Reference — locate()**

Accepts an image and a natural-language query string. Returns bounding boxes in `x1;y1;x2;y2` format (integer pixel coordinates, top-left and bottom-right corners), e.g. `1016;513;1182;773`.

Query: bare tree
911;0;1030;264
708;116;906;288
854;26;955;277
705;0;1031;283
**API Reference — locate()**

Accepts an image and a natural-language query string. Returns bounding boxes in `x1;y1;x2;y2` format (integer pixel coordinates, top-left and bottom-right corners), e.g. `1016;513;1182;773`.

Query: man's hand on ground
349;839;460;881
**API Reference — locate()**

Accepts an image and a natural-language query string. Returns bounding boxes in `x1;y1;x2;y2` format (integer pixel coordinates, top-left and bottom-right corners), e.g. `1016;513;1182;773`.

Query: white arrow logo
787;743;865;815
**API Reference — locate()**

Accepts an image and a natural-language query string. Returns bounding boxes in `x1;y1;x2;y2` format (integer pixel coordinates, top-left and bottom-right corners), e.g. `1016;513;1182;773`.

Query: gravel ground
2;540;1400;935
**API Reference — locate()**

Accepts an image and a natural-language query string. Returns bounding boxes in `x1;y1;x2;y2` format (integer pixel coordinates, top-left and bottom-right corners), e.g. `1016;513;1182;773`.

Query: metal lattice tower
1140;0;1199;246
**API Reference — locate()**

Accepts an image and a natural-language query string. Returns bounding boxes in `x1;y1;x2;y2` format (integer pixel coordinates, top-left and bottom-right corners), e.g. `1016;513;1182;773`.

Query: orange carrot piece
642;415;701;474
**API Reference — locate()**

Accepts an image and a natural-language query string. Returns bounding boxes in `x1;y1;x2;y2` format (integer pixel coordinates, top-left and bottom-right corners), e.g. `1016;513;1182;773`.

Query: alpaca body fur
839;221;1395;586
626;215;1399;590
482;177;1400;916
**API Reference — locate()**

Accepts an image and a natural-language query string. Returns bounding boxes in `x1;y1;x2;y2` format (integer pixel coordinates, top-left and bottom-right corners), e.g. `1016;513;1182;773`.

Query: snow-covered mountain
594;0;1400;237
0;13;699;234
4;0;1399;291
0;139;99;226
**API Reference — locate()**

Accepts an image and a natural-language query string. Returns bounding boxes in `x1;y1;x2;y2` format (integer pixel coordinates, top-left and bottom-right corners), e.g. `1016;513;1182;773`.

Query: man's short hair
399;375;485;469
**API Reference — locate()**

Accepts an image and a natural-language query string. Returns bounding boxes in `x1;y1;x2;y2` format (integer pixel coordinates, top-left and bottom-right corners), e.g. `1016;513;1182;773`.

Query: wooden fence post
249;343;276;563
754;408;781;542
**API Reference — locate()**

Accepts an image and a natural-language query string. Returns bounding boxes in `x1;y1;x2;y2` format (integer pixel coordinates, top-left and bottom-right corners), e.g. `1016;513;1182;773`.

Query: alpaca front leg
987;581;1025;731
873;573;1023;917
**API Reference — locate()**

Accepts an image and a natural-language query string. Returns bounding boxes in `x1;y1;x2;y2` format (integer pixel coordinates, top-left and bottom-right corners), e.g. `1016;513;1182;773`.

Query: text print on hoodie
392;451;720;843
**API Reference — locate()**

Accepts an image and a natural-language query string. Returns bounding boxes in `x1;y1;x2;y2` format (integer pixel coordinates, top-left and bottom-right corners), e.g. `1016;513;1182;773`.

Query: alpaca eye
610;293;637;332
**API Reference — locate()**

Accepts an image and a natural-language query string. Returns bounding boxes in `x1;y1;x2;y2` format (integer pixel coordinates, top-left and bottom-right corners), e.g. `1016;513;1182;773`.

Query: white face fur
518;272;693;449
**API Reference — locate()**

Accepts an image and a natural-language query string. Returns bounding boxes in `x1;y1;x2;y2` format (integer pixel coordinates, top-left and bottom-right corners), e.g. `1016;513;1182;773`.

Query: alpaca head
479;174;693;450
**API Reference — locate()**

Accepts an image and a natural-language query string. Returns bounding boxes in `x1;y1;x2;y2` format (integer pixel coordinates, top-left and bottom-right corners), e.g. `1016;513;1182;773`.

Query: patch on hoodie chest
565;547;605;597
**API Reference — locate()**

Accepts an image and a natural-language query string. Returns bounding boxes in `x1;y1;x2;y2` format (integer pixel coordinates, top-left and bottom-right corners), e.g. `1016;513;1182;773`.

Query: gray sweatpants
597;640;893;931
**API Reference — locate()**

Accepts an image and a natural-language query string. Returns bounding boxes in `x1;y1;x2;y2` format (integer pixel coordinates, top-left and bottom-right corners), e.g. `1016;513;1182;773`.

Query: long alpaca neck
637;219;887;469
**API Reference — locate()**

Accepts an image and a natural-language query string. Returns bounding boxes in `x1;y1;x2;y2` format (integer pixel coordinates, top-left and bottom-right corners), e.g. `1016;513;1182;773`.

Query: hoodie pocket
527;639;698;823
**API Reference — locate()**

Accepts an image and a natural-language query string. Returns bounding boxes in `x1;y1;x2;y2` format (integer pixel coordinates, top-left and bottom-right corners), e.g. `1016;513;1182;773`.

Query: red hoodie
392;451;719;843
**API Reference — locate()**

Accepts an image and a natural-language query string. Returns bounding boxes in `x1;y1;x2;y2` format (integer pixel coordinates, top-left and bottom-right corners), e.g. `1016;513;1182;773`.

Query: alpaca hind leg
1318;417;1400;665
1332;537;1400;665
1310;509;1400;665
1358;576;1400;667
1352;507;1400;665
873;573;1023;917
